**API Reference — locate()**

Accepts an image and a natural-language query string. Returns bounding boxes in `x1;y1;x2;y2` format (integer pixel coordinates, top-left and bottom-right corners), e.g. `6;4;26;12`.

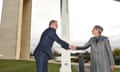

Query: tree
113;48;120;65
113;48;120;56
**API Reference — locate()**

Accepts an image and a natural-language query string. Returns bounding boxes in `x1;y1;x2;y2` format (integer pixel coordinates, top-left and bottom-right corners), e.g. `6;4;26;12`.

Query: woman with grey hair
77;25;115;72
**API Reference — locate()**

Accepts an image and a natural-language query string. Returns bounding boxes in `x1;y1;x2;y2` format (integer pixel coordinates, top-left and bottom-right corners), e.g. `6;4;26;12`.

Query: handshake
70;45;77;50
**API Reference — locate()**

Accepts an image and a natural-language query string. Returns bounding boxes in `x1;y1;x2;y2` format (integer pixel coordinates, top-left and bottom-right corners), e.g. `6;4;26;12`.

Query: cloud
1;0;120;52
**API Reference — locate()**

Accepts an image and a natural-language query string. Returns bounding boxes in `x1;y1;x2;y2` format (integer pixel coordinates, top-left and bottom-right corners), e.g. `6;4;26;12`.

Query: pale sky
31;0;120;50
0;0;120;53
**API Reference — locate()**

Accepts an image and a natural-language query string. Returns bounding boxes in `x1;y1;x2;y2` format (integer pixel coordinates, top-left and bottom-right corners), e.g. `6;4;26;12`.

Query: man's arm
48;30;69;49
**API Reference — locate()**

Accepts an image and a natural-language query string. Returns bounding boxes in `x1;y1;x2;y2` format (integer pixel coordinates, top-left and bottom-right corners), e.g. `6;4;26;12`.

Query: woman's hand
70;45;76;50
111;65;114;71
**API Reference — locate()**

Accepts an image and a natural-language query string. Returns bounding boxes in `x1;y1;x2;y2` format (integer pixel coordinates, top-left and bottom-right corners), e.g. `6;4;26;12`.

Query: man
33;20;74;72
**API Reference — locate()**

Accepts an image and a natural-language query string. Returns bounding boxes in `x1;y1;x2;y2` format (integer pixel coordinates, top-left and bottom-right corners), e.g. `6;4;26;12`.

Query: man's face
51;22;58;29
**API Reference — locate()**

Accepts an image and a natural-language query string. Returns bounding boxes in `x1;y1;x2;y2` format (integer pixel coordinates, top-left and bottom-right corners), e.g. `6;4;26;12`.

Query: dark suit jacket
33;27;69;58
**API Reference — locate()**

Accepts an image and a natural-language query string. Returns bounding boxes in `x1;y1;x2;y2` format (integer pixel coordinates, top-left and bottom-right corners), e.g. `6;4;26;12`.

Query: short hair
94;25;104;33
49;20;57;26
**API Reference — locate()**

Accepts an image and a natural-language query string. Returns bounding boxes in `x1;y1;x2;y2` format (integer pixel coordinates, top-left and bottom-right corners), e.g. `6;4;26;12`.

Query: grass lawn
0;60;77;72
0;60;120;72
114;68;120;72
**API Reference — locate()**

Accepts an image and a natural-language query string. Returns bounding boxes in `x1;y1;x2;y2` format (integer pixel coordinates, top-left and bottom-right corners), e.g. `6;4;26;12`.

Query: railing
60;49;85;72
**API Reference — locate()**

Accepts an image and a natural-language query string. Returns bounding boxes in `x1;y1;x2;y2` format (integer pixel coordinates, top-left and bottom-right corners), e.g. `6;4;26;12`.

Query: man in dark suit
33;20;74;72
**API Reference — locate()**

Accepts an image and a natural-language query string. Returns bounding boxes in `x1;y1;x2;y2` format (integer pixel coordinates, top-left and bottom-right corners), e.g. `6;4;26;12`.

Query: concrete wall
20;0;32;60
0;0;32;60
0;0;20;59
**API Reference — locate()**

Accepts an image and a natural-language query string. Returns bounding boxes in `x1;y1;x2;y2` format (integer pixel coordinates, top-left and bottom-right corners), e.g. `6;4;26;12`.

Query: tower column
19;0;32;60
0;0;32;60
61;0;70;41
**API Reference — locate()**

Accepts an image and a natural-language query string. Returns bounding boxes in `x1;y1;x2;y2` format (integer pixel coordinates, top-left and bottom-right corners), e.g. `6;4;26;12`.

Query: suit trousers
35;51;48;72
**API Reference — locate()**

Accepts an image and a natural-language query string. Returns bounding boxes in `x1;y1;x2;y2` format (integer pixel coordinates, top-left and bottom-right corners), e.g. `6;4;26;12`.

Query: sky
0;0;120;53
31;0;120;53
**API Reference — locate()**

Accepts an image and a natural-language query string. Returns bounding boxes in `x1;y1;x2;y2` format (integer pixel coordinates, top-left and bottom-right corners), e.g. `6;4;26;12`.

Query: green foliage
113;48;120;56
113;48;120;65
83;51;90;63
71;51;91;63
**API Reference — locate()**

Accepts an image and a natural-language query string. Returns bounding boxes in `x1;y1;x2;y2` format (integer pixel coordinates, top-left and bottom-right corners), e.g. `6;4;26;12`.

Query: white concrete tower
61;0;70;41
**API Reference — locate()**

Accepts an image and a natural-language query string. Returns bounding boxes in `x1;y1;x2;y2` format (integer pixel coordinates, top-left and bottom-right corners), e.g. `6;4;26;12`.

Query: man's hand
70;45;76;50
111;65;114;71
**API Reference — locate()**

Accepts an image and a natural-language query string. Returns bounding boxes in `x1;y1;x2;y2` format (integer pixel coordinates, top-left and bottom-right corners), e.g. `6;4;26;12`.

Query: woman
77;25;115;72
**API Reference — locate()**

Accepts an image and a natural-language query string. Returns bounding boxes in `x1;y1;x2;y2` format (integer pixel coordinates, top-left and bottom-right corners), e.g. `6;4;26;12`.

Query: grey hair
94;25;104;33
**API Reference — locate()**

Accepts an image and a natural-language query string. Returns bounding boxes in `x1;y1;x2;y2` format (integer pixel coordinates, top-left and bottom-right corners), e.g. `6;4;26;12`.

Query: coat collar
48;27;56;31
94;36;107;43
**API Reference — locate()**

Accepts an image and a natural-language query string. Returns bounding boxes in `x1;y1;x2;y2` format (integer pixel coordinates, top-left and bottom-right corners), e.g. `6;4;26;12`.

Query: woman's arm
76;39;91;50
104;39;115;71
105;39;115;65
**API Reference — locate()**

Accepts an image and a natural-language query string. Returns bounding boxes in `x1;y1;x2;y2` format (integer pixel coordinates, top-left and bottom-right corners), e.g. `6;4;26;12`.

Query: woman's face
92;27;100;36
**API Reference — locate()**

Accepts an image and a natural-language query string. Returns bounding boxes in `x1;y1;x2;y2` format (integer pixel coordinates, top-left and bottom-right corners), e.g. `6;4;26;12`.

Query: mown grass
0;60;77;72
0;60;119;72
114;68;120;72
